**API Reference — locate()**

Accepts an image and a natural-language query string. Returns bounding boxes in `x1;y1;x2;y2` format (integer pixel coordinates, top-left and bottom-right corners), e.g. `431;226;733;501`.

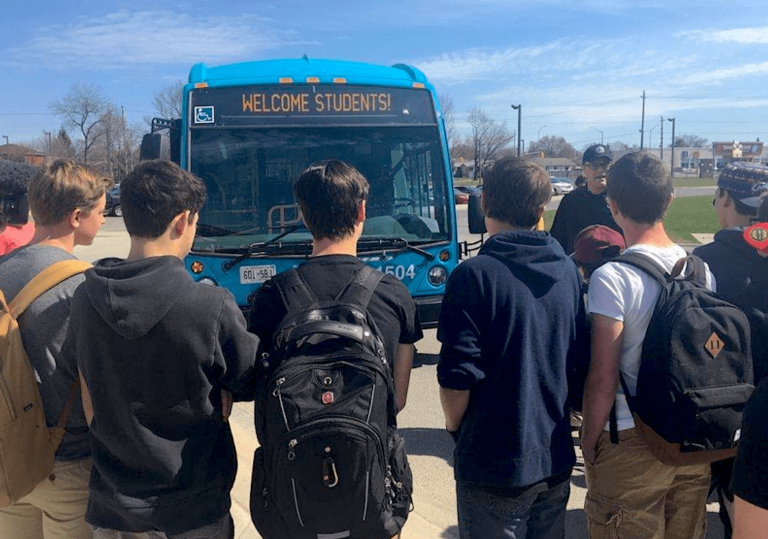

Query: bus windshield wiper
357;238;436;261
222;224;307;271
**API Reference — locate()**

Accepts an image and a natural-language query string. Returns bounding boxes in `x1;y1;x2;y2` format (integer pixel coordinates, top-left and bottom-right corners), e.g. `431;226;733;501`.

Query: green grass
663;195;720;243
543;195;719;243
673;176;716;188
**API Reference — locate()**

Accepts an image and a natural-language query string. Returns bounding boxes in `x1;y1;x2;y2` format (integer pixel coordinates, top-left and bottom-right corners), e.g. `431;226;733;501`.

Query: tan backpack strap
56;379;80;430
9;260;92;318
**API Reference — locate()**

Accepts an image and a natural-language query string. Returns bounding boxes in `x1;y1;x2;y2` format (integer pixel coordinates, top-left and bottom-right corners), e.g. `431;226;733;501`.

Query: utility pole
660;116;664;162
44;131;52;156
511;104;522;157
668;117;676;178
591;127;603;144
640;90;646;150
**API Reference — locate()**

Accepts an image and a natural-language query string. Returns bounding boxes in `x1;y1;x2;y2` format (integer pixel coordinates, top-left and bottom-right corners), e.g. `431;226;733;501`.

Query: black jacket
68;256;259;534
437;231;582;488
550;187;622;254
694;228;768;314
694;228;768;383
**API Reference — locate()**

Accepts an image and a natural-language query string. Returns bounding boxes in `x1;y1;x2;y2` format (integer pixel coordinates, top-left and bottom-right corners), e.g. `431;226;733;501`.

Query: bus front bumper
415;294;443;330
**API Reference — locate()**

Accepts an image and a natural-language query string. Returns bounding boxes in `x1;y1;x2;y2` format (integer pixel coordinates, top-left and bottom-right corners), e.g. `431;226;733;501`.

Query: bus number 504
380;265;416;281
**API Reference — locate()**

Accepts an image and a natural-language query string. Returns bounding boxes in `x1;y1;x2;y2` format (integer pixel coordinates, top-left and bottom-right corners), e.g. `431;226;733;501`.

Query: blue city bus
142;58;459;328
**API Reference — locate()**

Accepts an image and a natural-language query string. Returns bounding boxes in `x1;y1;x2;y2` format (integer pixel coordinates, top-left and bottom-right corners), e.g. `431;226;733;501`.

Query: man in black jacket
550;144;622;254
437;157;584;539
66;160;259;538
693;161;768;539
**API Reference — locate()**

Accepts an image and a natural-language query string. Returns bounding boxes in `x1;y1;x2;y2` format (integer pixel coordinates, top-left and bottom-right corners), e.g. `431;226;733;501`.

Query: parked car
550;177;574;196
453;187;470;204
455;185;482;197
105;185;122;217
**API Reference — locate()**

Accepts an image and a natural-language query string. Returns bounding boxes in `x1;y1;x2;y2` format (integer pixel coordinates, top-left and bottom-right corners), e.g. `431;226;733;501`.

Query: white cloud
4;10;314;70
677;61;768;86
679;25;768;44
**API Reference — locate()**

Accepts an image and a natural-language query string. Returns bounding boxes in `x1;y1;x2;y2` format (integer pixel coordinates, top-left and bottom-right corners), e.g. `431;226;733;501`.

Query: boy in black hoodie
693;162;768;539
66;160;259;538
437;158;583;539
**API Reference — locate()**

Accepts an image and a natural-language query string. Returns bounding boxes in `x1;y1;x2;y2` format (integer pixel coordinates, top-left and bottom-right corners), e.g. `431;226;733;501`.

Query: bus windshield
189;126;450;253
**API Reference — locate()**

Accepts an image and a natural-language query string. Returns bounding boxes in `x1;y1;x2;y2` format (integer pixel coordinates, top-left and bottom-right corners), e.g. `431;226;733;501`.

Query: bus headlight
428;266;447;286
198;277;218;286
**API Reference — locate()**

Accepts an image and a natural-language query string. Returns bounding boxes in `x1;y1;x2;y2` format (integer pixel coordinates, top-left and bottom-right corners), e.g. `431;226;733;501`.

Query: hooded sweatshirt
437;230;581;488
694;228;768;383
67;256;259;534
693;228;768;314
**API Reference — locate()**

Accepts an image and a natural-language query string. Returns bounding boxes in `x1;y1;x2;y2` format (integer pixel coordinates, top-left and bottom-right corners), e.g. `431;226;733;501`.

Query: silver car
550;177;574;196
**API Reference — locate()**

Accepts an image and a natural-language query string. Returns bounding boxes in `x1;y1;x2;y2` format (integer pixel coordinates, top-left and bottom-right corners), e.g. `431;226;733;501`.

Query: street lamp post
538;125;546;141
1;135;8;146
590;127;603;145
44;131;52;156
511;104;522;157
668;117;676;178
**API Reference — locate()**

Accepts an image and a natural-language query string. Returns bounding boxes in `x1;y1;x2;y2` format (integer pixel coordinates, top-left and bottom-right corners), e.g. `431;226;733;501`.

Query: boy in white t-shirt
581;152;712;539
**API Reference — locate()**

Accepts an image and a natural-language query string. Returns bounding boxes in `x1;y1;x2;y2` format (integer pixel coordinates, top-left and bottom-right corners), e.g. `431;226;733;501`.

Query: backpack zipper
274;377;290;431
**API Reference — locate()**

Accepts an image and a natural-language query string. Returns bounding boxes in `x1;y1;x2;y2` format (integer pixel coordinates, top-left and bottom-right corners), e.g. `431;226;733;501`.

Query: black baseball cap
583;144;613;165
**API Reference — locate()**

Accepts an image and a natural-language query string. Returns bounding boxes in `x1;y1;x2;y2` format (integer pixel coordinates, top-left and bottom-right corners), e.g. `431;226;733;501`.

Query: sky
2;0;768;153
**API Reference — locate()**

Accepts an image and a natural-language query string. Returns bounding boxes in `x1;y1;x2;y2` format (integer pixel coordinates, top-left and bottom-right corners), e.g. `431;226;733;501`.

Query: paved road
76;207;724;539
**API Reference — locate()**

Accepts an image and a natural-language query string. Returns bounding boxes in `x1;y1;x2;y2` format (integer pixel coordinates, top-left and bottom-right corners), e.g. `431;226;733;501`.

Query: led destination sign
191;85;436;127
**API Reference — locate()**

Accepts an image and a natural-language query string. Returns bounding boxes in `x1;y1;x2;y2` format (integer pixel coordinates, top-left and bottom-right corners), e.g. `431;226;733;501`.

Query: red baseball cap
573;225;626;265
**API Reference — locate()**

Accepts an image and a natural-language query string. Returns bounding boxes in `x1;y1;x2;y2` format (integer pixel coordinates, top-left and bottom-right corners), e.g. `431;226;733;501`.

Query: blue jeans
457;475;570;539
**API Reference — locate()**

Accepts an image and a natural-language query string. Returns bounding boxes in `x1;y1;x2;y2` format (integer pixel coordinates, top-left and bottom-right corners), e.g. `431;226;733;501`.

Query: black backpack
250;265;413;539
610;253;754;465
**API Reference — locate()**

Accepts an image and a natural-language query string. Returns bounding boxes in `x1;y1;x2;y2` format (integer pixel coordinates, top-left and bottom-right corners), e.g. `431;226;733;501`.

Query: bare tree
467;108;514;179
439;93;459;152
145;80;184;127
674;134;708;148
50;83;108;165
529;135;579;161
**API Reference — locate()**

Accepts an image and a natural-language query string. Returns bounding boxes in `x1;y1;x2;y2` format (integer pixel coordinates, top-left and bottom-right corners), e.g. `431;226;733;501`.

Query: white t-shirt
587;243;716;431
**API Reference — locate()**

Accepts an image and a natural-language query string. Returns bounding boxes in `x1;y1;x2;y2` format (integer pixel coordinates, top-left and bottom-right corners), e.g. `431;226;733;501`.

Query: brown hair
28;160;113;226
482;157;551;228
293;160;370;240
120;160;207;238
607;152;673;224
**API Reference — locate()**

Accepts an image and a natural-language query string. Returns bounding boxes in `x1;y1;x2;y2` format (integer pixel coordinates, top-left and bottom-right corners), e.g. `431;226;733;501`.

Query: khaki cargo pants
584;428;710;539
0;457;92;539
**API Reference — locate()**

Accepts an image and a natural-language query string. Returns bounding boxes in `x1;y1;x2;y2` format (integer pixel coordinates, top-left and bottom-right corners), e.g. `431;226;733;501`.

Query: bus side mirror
140;118;181;164
468;194;486;234
140;133;169;161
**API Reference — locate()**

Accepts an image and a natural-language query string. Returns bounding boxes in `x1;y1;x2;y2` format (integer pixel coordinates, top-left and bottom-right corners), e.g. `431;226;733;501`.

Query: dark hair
716;188;759;218
758;194;768;222
482;157;551;228
293;160;369;240
120;160;207;238
607;152;673;224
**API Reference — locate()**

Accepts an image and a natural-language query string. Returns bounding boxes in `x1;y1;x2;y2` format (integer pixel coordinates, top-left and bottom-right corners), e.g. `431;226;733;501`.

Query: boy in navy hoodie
66;160;259;538
437;157;583;539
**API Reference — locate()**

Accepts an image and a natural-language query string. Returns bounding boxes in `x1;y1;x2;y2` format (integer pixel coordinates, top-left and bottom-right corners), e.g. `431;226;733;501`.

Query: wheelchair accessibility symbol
194;106;215;124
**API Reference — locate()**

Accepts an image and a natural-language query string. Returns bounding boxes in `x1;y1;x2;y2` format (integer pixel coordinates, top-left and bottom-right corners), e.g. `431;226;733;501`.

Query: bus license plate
240;265;276;284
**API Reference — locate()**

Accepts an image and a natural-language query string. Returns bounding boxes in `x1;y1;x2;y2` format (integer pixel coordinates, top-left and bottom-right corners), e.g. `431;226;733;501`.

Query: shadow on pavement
399;427;454;464
441;525;459;538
